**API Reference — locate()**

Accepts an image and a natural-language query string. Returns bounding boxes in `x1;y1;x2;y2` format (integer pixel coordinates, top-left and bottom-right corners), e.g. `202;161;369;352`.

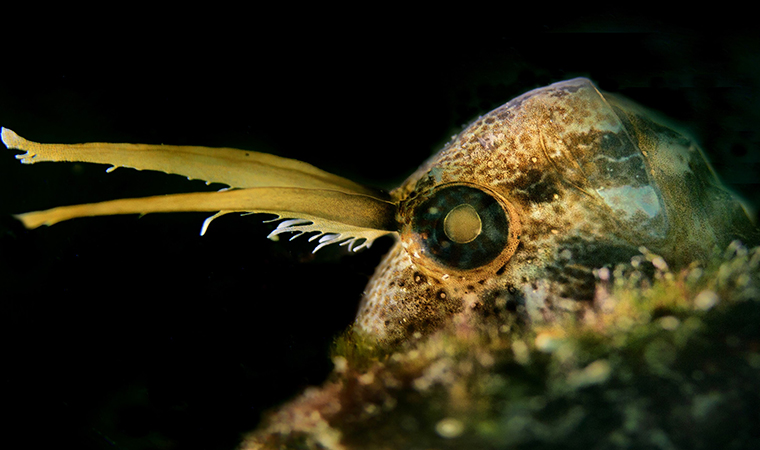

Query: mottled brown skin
355;78;757;346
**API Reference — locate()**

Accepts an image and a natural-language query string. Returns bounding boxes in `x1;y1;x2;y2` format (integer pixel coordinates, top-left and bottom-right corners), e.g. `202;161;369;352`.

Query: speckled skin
355;78;757;345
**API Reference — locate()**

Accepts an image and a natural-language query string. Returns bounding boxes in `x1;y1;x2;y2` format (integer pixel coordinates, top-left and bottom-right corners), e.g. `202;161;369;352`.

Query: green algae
244;242;760;449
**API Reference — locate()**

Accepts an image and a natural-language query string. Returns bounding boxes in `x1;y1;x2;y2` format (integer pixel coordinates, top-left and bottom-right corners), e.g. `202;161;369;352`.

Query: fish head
355;78;757;345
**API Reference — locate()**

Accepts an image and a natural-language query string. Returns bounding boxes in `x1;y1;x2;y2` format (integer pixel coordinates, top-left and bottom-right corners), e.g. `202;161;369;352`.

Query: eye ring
400;183;521;274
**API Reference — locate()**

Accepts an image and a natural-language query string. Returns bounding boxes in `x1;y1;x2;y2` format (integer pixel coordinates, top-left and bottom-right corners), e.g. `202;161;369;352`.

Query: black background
2;13;759;450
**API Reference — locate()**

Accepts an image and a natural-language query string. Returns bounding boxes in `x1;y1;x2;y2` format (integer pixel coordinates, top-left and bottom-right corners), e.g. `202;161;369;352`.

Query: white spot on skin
522;280;549;322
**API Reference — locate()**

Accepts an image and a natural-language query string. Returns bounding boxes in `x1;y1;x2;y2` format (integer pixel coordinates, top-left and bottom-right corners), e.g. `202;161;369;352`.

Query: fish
4;78;757;348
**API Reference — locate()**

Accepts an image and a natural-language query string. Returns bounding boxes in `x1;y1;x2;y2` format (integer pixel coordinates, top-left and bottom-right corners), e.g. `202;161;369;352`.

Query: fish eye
408;184;518;271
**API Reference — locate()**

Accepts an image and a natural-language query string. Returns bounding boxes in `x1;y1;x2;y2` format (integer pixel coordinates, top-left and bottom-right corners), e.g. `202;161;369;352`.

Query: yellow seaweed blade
1;128;379;195
14;187;398;248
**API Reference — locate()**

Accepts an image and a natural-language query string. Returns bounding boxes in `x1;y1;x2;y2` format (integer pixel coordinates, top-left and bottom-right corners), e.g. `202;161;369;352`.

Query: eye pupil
443;204;482;243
